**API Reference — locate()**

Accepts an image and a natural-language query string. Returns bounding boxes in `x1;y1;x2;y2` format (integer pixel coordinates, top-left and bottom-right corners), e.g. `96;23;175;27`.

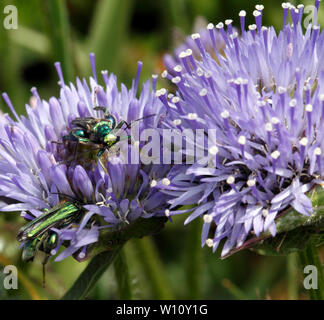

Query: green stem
86;0;133;76
113;248;132;299
185;218;202;299
287;252;299;300
134;237;174;299
61;247;122;300
46;0;74;81
299;240;324;300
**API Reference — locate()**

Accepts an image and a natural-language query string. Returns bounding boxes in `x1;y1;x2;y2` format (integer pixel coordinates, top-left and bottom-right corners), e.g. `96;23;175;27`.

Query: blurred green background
0;0;324;300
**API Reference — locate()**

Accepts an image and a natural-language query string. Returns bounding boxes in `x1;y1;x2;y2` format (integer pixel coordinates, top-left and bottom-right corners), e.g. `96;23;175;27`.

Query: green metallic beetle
63;107;131;157
62;106;155;158
17;201;84;245
17;200;86;286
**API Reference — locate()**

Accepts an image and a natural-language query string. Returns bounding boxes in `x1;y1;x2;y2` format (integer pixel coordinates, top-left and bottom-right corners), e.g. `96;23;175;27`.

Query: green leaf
113;248;132;299
298;240;324;300
133;237;175;299
8;26;50;56
184;218;202;299
45;0;75;81
85;0;134;76
61;247;122;300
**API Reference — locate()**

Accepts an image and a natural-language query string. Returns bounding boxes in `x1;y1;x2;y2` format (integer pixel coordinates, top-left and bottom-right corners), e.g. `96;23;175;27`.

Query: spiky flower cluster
0;55;170;261
156;1;324;256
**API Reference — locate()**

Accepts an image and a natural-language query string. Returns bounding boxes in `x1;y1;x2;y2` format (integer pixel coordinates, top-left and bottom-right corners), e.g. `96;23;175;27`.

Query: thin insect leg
115;120;127;130
93;106;106;113
99;157;108;174
50;140;64;145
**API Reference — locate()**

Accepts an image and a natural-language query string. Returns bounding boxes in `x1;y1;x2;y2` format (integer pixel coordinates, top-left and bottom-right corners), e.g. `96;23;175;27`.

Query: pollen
315;147;322;156
209;145;219;155
238;135;246;145
271;150;280;159
221;110;230;119
226;176;235;184
206;238;214;247
188;113;198;120
150;180;157;188
300;137;308;146
162;178;171;186
191;33;200;40
203;214;213;223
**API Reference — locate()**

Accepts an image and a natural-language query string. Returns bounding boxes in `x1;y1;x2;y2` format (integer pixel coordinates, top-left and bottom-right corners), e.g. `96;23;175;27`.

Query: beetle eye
75;129;85;137
74;129;85;137
106;115;116;128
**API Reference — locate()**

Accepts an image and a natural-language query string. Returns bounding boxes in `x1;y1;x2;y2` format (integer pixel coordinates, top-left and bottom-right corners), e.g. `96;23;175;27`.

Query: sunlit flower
0;54;170;261
157;1;324;256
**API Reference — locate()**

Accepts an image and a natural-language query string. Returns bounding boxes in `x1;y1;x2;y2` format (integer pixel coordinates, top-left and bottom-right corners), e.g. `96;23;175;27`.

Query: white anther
300;137;308;146
262;209;269;218
196;68;204;76
271;150;280;159
174;65;182;73
238;136;246;145
271;117;280;125
216;22;224;29
206;239;214;247
226;176;235;184
278;86;287;94
172;76;181;84
306;104;313;112
173;119;182;126
207;23;214;30
239;10;246;17
221;110;229;119
172;96;180;104
199;88;208;96
165;209;170;217
247;179;256;187
203;214;213;223
315;147;322;156
161;70;168;78
289;99;297;107
162;178;171;186
155;88;167;97
191;33;201;40
179;51;187;59
265;122;273;131
188;113;198;120
209;145;219;155
150;180;157;188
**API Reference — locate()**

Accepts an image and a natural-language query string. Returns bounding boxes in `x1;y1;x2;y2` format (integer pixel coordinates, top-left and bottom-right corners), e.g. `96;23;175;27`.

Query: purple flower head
163;17;226;77
0;54;170;262
157;1;324;257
